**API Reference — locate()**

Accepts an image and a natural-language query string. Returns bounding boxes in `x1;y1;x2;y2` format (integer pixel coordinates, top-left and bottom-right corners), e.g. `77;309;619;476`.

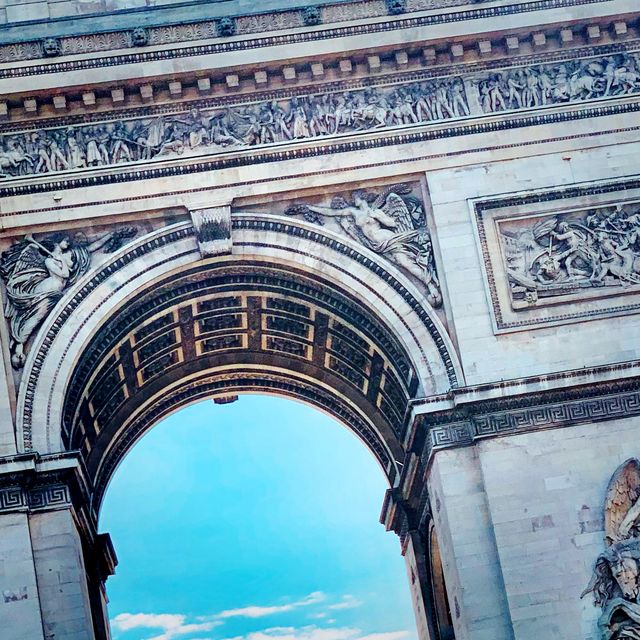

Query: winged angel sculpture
583;459;640;639
285;185;442;307
0;228;136;369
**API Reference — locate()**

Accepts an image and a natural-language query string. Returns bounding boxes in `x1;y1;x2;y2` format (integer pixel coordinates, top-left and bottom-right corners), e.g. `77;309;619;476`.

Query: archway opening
101;395;418;640
428;525;455;640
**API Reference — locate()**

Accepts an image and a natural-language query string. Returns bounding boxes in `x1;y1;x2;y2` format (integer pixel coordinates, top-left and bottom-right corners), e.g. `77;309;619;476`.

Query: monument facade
0;0;639;638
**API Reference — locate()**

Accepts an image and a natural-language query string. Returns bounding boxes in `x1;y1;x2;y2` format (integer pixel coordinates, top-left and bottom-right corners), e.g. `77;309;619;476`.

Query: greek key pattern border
0;483;71;513
424;383;640;458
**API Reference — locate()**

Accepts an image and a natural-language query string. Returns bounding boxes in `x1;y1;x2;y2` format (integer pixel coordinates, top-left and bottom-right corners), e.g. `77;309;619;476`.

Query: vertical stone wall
427;141;640;386
30;509;96;639
425;415;640;640
428;447;514;640
0;512;45;640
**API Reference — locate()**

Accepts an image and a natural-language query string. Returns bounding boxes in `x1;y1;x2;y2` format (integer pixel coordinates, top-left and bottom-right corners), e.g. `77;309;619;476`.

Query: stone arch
16;215;461;518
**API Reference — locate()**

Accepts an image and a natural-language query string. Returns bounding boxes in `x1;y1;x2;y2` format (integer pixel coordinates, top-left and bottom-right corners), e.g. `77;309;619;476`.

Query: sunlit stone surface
0;0;640;638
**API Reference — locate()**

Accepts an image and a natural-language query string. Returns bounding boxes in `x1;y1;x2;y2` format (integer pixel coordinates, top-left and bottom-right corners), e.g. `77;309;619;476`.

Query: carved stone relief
476;54;640;113
0;226;138;368
0;77;469;179
1;51;639;181
474;182;640;332
499;203;640;309
191;206;232;257
276;183;442;307
582;459;640;640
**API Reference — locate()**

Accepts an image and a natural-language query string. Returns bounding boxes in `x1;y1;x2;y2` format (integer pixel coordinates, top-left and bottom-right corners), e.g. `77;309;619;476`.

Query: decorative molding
421;377;640;460
61;264;417;448
190;205;232;257
0;478;71;514
2;98;639;201
0;0;610;70
2;49;639;182
2;37;637;126
20;215;456;453
474;178;640;331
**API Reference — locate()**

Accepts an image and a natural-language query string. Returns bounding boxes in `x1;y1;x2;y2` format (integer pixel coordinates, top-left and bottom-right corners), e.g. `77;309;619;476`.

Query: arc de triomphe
1;1;640;638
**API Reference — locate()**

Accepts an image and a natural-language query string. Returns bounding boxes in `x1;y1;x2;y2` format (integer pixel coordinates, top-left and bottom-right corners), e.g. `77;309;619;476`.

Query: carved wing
0;242;45;281
605;458;640;544
383;192;414;233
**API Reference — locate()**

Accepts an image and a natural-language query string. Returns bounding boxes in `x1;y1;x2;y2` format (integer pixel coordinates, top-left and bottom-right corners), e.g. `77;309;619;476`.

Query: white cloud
110;612;219;640
358;633;411;640
219;625;413;640
327;596;363;611
112;613;185;631
217;592;326;620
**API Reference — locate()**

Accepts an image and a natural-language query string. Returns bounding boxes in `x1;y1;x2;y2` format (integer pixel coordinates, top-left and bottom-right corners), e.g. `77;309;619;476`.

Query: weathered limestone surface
428;447;514;640
0;0;640;638
0;512;45;640
30;509;96;640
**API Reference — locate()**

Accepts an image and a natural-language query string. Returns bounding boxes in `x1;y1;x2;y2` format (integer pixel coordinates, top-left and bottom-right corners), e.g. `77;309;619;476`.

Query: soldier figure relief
500;204;640;309
583;460;640;640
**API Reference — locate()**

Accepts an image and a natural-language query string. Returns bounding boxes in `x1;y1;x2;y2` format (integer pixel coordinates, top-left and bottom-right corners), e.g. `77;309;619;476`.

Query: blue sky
101;395;418;640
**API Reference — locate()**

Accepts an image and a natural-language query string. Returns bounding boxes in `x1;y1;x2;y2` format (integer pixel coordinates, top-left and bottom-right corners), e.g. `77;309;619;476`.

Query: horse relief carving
583;459;640;640
0;228;136;368
476;53;640;112
283;184;442;307
500;204;640;309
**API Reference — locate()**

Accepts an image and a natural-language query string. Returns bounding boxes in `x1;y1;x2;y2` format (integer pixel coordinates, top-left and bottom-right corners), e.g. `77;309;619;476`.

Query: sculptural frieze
0;228;136;368
283;184;442;307
476;53;640;113
499;203;640;309
0;51;638;181
0;77;469;179
582;459;640;640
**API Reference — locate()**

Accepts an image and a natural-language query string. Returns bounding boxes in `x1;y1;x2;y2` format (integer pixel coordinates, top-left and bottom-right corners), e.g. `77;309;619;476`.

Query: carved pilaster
0;452;116;640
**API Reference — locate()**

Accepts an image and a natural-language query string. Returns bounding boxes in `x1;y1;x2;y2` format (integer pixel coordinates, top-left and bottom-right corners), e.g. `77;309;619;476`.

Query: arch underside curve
62;259;427;512
16;219;462;518
91;368;395;518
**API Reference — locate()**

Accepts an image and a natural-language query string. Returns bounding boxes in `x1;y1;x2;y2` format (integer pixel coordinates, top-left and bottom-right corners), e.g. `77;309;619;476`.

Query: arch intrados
65;261;417;509
92;377;396;520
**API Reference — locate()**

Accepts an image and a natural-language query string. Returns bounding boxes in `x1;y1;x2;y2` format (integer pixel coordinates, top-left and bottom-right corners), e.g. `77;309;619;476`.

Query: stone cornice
0;451;87;513
412;374;640;463
0;0;613;69
1;31;637;123
0;0;477;48
0;0;625;98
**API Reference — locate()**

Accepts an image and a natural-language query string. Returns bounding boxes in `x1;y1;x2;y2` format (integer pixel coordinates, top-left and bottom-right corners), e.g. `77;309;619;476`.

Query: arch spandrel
14;214;461;505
